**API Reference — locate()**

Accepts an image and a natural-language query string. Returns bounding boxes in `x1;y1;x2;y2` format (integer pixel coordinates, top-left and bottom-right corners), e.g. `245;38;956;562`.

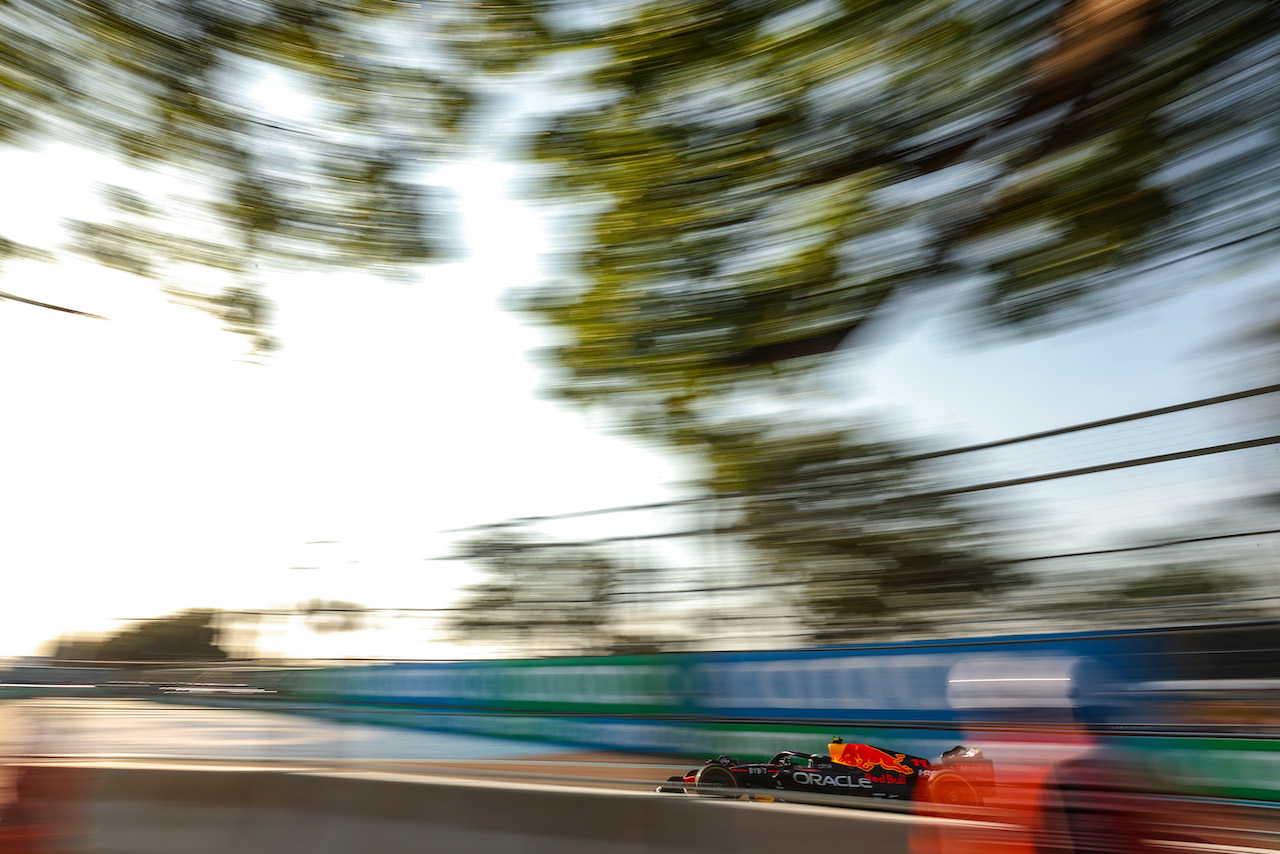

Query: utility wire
1008;527;1280;563
435;435;1280;554
132;588;877;613
884;434;1280;501
409;528;1280;605
0;289;106;318
448;383;1280;532
114;531;1278;618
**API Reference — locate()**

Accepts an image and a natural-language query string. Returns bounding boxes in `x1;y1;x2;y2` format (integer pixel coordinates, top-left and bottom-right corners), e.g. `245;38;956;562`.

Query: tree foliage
299;599;367;634
500;0;1280;636
520;0;1279;431
705;425;1018;639
6;0;1276;373
0;0;480;347
10;1;1277;641
1031;560;1265;629
445;532;629;654
48;609;230;662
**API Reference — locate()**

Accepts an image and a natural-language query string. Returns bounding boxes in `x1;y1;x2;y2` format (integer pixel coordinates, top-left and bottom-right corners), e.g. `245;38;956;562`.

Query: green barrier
281;700;960;766
1127;736;1280;802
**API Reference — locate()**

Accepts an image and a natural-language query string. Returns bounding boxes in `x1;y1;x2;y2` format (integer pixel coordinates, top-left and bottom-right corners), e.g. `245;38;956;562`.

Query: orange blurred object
0;764;89;854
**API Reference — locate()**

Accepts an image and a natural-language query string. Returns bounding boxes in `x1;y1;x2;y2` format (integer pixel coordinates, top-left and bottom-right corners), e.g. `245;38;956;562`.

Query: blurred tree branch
0;0;477;348
445;531;648;654
523;0;1278;414
508;0;1279;636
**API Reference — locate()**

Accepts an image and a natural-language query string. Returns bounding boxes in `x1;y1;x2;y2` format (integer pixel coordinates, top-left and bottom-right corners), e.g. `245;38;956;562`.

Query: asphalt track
3;699;1276;851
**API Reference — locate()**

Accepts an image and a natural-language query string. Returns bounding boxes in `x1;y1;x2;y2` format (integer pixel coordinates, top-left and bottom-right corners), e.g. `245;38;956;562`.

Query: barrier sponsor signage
1127;737;1280;802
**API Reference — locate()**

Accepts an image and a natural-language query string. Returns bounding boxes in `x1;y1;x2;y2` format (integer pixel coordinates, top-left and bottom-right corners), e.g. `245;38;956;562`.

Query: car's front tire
692;764;740;798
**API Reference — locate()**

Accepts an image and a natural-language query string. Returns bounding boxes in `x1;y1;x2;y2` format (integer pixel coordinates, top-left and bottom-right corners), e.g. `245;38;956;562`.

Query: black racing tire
693;764;740;798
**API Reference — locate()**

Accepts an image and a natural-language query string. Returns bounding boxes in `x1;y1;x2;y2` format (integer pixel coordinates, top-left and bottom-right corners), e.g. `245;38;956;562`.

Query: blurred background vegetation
4;0;1277;659
48;610;230;662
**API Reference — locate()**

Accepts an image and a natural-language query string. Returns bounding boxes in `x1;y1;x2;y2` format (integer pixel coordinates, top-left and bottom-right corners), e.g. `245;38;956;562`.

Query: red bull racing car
656;739;994;807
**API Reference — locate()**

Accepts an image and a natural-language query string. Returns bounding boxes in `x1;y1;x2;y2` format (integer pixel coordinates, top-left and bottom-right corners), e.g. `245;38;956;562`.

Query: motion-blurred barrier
7;621;1276;803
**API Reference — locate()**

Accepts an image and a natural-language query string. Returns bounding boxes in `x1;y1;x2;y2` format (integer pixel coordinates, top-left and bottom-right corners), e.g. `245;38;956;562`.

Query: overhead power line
887;384;1280;464
0;289;105;318
102;532;1278;622
430;525;1280;605
127;525;1280;615
437;435;1280;554
449;383;1280;532
887;434;1280;501
1008;527;1280;563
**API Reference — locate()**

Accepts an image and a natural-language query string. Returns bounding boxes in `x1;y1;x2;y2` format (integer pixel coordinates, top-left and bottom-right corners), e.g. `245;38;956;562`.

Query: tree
704;424;1020;640
1116;564;1250;604
11;2;1275;637
521;0;1278;427
48;609;230;662
299;599;367;634
445;532;632;654
1029;560;1265;629
0;0;479;348
1214;288;1280;512
500;0;1279;632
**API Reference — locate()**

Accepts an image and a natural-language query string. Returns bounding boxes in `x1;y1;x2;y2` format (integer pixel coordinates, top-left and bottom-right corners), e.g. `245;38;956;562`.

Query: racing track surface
3;699;1276;852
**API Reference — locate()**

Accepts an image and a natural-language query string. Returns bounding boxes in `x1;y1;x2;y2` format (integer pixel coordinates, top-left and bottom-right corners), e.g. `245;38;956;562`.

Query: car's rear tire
693;764;740;798
926;772;981;808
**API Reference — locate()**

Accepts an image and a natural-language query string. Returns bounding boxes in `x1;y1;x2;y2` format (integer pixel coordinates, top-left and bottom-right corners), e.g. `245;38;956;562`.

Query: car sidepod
780;758;924;801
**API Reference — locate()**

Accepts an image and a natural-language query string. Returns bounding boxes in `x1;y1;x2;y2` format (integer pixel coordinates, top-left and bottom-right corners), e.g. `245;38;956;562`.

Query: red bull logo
830;742;914;775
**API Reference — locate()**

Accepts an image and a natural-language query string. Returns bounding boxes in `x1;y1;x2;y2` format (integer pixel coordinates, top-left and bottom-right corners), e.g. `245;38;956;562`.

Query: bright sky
838;268;1278;564
0;145;684;660
1;131;1273;661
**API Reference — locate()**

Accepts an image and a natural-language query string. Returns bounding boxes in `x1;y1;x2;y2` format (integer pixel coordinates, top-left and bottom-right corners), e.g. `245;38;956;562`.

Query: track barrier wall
244;624;1280;803
8;622;1277;803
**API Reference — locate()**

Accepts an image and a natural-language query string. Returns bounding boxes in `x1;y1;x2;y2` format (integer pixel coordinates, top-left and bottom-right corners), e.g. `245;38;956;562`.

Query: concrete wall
59;763;931;854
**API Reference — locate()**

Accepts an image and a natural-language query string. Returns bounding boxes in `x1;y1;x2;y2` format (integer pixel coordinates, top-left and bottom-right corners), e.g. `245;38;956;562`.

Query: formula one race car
656;739;995;807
